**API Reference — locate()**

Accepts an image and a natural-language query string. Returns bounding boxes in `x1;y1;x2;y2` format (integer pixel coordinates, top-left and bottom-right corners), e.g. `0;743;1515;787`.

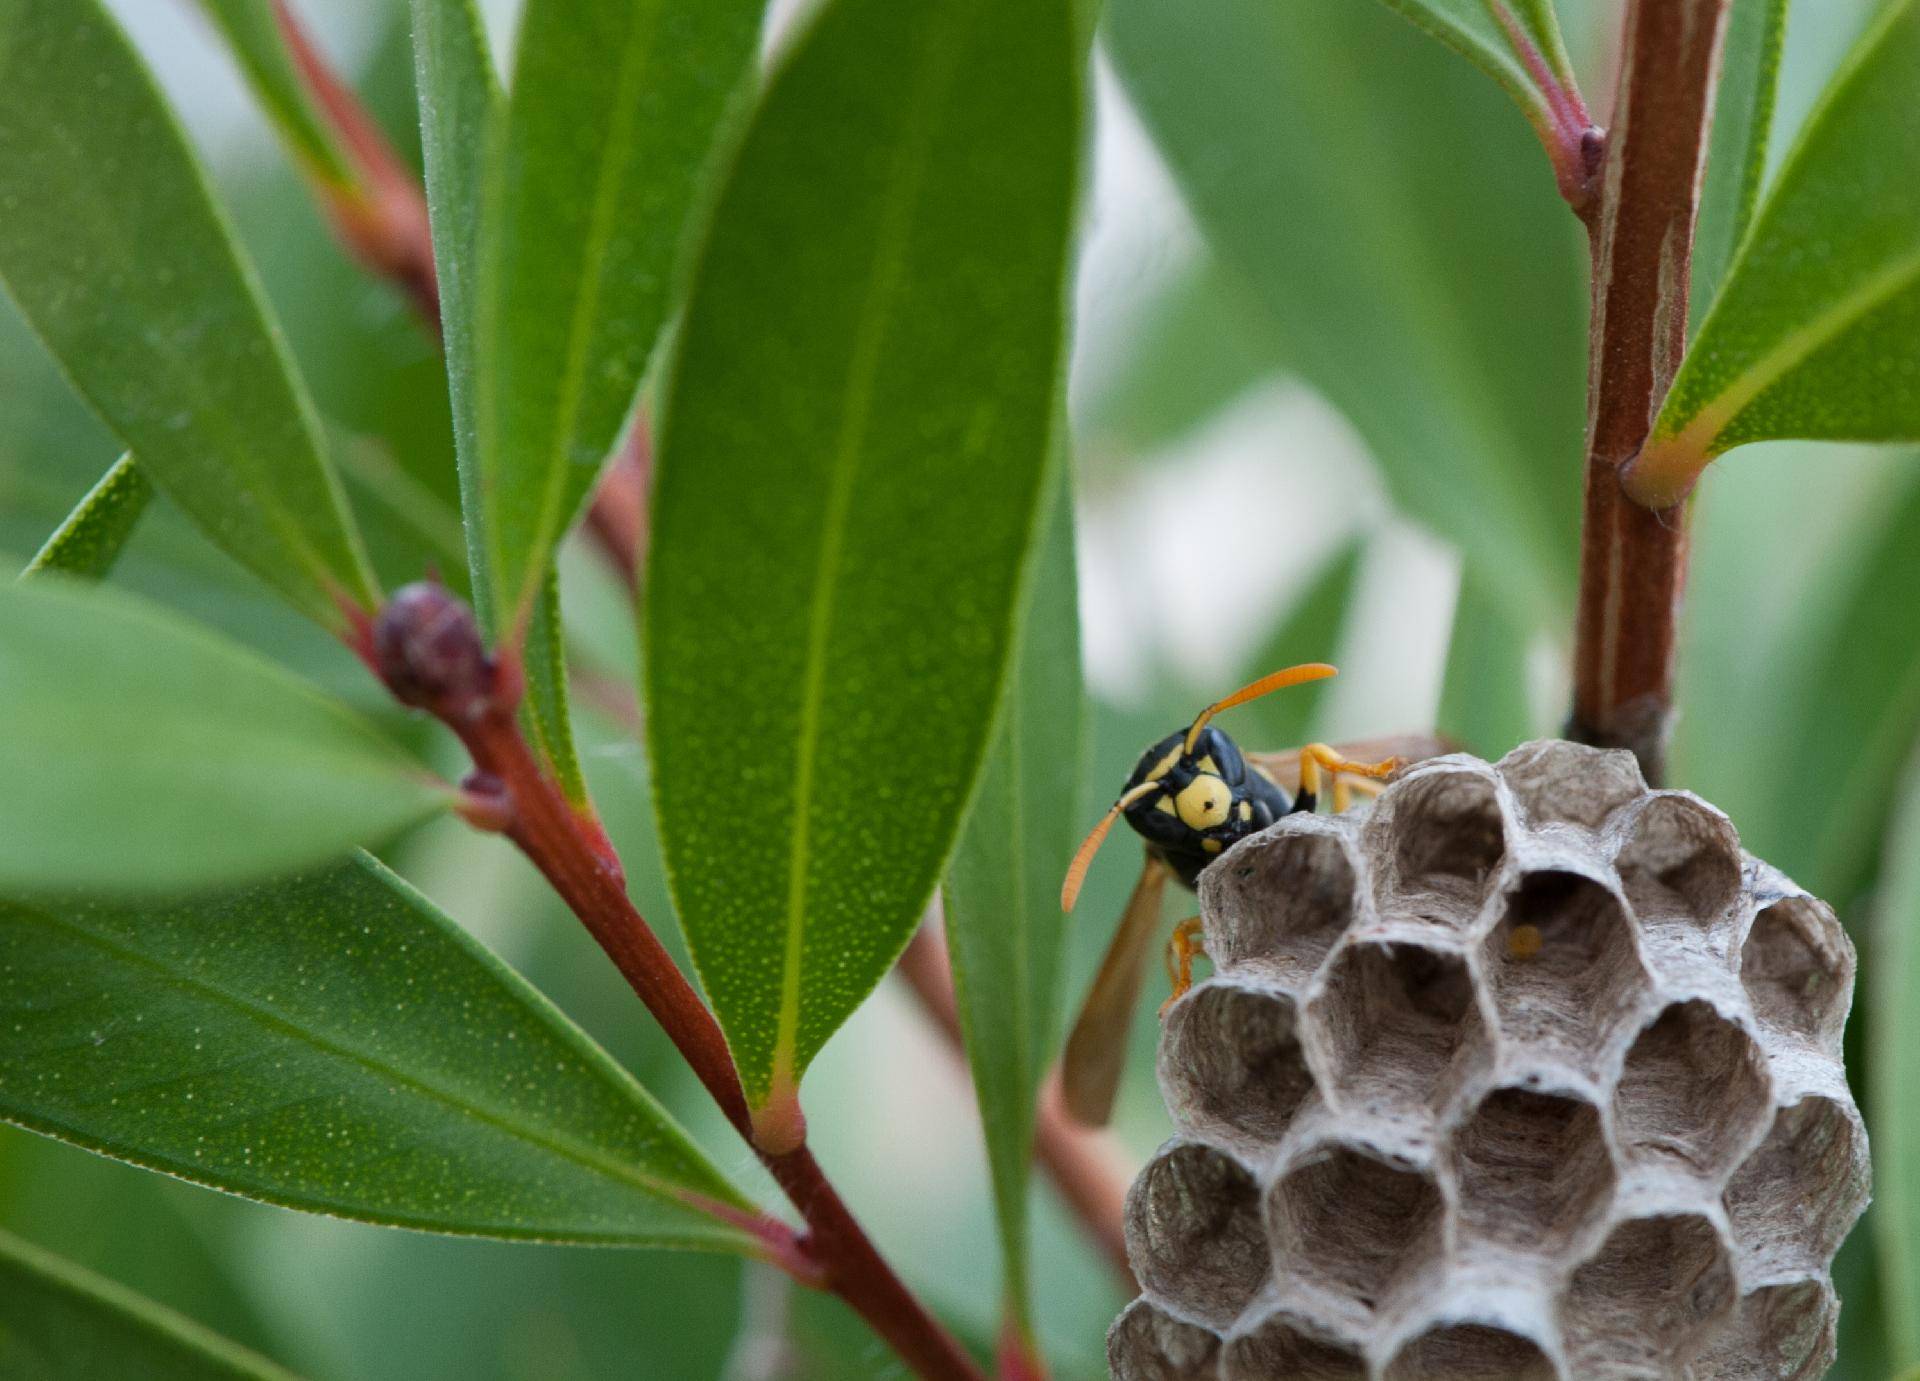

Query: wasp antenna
1182;662;1338;755
1061;782;1162;912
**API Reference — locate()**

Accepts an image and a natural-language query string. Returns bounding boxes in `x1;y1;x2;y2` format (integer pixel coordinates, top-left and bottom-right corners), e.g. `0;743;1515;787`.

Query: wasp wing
1060;854;1169;1127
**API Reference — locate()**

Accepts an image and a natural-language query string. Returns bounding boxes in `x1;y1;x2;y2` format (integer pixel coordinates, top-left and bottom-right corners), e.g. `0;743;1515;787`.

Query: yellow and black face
1119;724;1294;889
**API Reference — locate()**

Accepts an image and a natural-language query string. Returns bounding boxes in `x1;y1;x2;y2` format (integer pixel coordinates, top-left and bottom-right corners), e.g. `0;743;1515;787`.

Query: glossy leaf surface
1638;0;1920;502
0;579;440;893
0;0;378;629
23;454;152;581
0;1228;299;1380
941;477;1082;1335
647;0;1084;1129
0;853;757;1249
1109;0;1586;631
474;0;763;637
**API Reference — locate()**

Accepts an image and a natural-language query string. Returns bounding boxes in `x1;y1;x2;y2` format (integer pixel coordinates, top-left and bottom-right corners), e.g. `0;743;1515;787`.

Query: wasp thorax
1112;741;1867;1381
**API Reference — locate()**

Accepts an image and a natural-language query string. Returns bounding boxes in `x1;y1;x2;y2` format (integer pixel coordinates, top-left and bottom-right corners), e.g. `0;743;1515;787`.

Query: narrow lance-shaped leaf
0;0;379;630
474;0;763;639
23;453;152;581
1108;0;1586;634
409;0;587;802
0;579;442;894
1375;0;1593;201
0;1228;300;1381
1691;0;1791;324
1874;758;1920;1370
941;471;1083;1340
195;0;355;188
0;852;763;1251
1630;0;1920;507
647;0;1085;1146
411;0;499;622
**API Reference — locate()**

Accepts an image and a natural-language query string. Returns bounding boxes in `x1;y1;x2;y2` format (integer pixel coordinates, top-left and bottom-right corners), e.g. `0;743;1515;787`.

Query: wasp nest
1112;742;1867;1381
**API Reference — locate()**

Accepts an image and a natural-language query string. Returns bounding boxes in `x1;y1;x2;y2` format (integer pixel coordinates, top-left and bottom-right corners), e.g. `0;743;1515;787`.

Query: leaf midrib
770;7;972;1096
4;903;716;1219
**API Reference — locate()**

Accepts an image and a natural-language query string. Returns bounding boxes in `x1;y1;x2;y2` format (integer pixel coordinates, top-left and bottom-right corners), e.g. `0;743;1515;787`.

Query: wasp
1056;663;1410;1126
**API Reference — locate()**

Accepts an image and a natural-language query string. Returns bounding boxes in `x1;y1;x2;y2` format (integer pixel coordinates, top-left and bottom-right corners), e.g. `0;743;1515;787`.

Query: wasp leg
1299;743;1401;814
1159;916;1206;1015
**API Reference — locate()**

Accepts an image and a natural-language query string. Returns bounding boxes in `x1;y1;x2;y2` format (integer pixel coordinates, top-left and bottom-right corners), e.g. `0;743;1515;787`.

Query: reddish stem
1568;0;1730;784
269;2;649;587
373;588;984;1381
273;0;440;326
897;926;1138;1294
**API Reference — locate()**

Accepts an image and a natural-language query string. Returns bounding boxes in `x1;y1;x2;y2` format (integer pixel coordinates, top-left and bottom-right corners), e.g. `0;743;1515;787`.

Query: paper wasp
1056;663;1407;1126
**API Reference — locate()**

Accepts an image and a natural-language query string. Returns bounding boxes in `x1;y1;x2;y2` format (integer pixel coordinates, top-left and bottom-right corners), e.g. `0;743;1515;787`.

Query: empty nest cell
1741;895;1852;1052
1383;1322;1558;1381
1724;1095;1869;1279
1160;981;1315;1146
1268;1141;1442;1314
1561;1212;1736;1376
1204;826;1358;981
1373;768;1508;915
1686;1278;1837;1381
1616;794;1743;926
1127;1142;1271;1327
1613;1000;1771;1180
1108;1298;1222;1381
1483;869;1645;1070
1311;938;1484;1116
1221;1308;1366;1381
1450;1085;1615;1254
1496;740;1645;831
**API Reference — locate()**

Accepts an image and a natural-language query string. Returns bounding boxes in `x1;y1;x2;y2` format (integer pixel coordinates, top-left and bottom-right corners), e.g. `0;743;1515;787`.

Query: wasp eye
1174;776;1231;831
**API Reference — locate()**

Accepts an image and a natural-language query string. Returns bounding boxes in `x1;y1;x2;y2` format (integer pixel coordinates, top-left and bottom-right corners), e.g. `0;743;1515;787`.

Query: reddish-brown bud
373;582;498;721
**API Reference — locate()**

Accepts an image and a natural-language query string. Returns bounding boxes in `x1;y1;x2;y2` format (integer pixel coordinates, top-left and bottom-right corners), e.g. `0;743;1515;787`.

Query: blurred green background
0;0;1910;1376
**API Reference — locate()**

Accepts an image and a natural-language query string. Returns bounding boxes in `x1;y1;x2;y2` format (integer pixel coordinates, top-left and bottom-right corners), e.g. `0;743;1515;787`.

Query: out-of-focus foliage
0;0;1915;1375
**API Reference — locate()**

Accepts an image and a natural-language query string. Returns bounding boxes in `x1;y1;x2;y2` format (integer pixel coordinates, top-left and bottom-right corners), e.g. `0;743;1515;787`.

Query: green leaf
1875;759;1920;1370
0;1227;299;1380
1438;563;1536;758
410;0;499;622
1375;0;1589;194
0;0;379;630
1634;0;1920;505
1691;0;1790;324
409;0;587;804
1108;0;1587;633
195;0;355;188
474;0;763;639
941;474;1083;1338
0;578;441;894
23;454;152;581
1231;537;1364;750
646;0;1085;1139
525;567;588;805
0;853;760;1250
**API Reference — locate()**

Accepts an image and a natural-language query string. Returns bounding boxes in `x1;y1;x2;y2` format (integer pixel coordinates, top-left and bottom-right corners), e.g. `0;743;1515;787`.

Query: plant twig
896;925;1138;1294
268;1;653;590
1567;0;1731;784
372;585;985;1381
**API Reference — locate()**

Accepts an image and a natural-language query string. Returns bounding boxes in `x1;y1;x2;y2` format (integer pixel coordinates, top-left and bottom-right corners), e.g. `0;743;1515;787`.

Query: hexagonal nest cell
1267;1141;1442;1314
1221;1309;1366;1381
1160;981;1315;1147
1114;741;1867;1377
